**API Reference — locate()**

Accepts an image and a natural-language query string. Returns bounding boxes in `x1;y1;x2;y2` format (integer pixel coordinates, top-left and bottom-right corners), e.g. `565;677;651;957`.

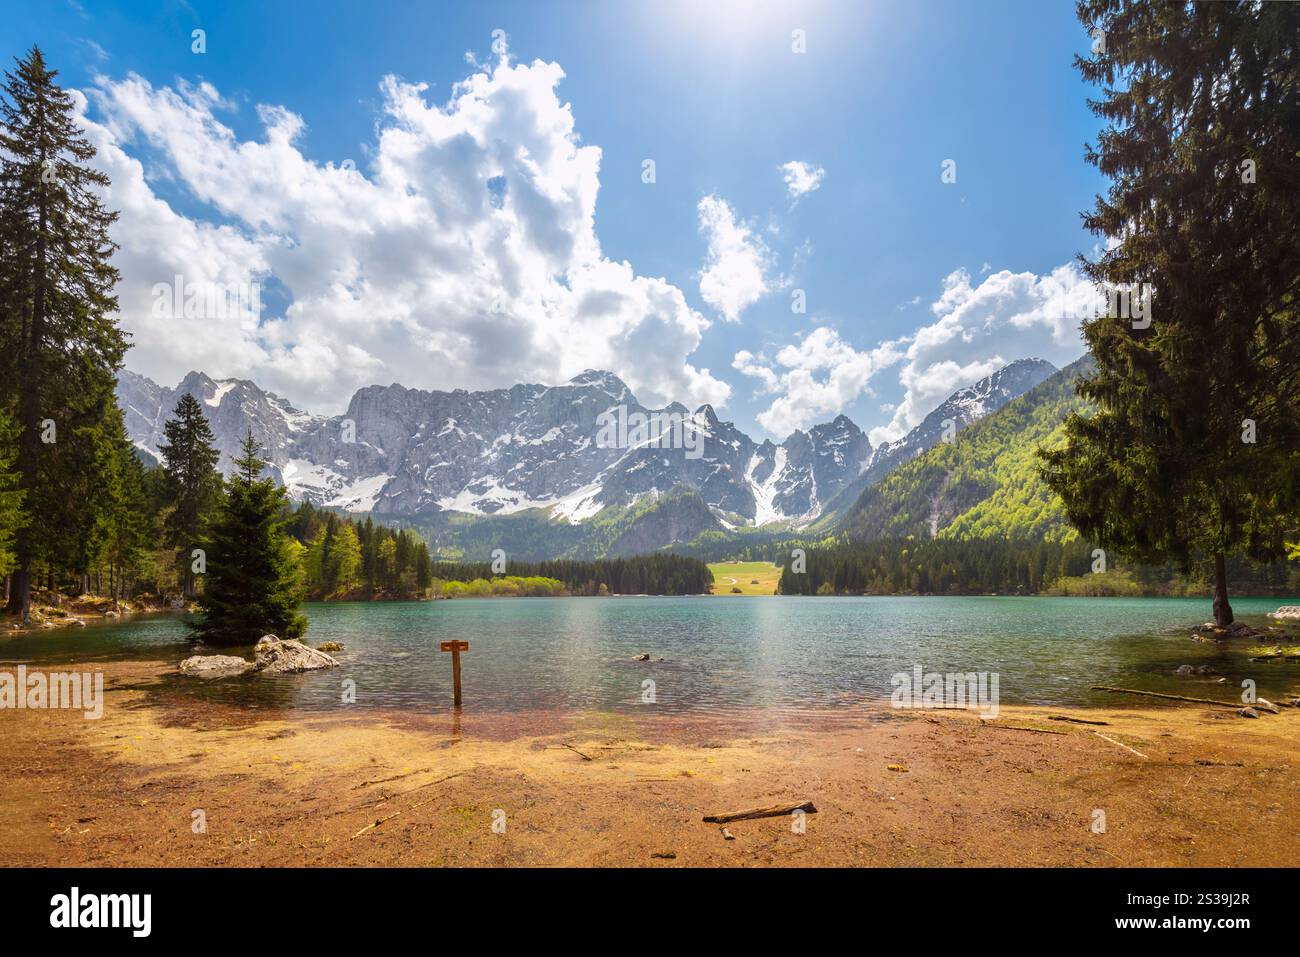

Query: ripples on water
2;596;1295;719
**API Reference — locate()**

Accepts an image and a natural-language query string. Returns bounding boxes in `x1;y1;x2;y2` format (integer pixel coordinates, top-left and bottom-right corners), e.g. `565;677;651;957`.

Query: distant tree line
776;537;1300;597
430;555;713;596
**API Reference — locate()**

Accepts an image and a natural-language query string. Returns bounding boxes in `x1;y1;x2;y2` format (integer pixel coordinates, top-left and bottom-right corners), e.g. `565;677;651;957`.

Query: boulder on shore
254;634;339;674
179;654;254;678
1198;620;1264;639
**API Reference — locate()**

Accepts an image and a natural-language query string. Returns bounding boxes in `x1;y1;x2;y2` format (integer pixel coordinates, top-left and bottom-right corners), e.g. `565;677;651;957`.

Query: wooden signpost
440;640;469;706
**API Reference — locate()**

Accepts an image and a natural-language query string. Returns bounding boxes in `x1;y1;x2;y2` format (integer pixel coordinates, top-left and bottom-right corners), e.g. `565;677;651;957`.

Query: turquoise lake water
3;596;1297;719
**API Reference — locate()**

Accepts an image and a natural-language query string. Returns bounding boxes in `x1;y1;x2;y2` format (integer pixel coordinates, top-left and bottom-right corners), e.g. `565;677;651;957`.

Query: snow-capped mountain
115;358;1054;530
813;357;1059;524
115;369;874;527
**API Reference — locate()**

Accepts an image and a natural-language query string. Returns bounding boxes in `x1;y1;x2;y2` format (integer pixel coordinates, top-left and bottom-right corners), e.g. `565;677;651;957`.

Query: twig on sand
703;800;816;824
1090;685;1239;708
979;721;1068;735
1091;731;1148;759
352;767;433;789
349;772;466;838
1046;714;1110;726
561;744;594;761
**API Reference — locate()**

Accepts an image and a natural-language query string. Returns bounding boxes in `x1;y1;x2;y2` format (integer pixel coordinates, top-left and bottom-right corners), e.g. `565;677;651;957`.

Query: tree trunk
6;567;31;620
6;140;48;621
1212;553;1234;626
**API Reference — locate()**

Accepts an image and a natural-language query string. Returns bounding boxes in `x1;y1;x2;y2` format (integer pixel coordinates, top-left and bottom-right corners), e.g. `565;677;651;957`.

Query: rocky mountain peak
116;357;1057;533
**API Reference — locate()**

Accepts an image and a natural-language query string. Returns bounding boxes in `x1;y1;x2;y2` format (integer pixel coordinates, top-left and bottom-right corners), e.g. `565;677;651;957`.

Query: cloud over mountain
75;52;730;414
734;261;1102;440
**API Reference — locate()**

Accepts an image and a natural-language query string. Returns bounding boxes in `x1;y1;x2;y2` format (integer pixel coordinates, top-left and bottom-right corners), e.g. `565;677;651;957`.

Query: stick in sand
1047;714;1110;726
703;800;816;824
1091;731;1148;759
1090;685;1239;709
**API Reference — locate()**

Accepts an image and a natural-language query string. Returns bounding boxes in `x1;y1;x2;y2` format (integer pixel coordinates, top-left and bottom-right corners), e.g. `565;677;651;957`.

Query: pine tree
190;431;306;645
88;407;151;602
0;47;126;618
158;393;223;598
331;523;362;593
1040;0;1300;626
0;404;27;593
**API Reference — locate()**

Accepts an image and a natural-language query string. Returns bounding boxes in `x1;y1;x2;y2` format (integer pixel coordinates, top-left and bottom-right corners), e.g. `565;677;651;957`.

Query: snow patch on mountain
116;360;1053;529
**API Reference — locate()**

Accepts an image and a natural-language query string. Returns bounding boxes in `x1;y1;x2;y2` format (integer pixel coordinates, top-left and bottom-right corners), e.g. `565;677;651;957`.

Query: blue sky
8;0;1109;444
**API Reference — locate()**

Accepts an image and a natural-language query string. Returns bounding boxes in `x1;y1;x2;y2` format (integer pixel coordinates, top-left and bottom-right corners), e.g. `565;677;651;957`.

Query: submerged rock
179;654;255;678
254;634;339;674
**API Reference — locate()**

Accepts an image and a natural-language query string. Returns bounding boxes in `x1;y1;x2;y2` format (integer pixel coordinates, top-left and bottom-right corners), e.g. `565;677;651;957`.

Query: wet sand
1;658;1297;867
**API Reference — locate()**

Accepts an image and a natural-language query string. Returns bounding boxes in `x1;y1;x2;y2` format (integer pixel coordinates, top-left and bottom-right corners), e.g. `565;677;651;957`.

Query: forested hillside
840;357;1094;543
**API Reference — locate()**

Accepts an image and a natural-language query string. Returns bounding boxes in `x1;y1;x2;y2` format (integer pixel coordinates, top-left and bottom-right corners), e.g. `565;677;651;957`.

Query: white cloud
779;160;824;200
870;263;1102;445
696;194;775;323
733;328;905;437
76;58;730;413
735;262;1102;442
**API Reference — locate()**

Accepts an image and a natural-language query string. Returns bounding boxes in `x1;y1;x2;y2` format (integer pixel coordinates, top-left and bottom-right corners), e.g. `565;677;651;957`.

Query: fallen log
1090;685;1240;708
703;800;816;824
1047;714;1110;726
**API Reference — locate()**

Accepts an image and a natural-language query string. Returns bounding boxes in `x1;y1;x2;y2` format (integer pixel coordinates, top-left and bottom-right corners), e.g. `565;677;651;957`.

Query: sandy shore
1;657;1296;867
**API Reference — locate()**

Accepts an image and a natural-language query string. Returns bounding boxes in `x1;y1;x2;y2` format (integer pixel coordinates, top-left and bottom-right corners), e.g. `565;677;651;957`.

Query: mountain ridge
837;356;1095;543
116;357;1064;549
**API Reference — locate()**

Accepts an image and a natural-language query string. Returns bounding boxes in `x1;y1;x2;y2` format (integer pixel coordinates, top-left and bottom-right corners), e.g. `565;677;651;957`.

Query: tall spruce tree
0;405;26;594
0;47;126;618
190;431;306;645
158;393;223;598
88;405;151;601
1041;1;1300;626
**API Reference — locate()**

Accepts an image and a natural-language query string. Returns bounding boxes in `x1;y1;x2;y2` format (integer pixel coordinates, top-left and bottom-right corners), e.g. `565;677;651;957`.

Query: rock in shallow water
179;654;255;678
254;634;339;674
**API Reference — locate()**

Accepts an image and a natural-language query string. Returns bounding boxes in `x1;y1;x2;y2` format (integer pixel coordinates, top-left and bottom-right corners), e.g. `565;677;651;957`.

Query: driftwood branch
703;800;816;824
1047;714;1110;726
1090;685;1239;708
